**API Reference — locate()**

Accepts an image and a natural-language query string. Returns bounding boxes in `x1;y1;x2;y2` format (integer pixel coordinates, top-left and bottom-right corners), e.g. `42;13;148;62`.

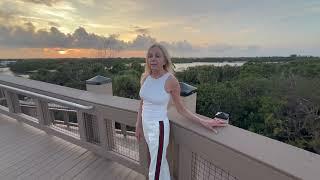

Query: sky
0;0;319;58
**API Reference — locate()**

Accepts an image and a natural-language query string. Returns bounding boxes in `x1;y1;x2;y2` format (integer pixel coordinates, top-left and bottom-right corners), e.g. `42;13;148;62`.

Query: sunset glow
58;50;67;55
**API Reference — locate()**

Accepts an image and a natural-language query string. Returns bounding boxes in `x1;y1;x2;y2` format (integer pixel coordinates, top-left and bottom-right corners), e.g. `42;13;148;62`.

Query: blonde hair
140;43;175;85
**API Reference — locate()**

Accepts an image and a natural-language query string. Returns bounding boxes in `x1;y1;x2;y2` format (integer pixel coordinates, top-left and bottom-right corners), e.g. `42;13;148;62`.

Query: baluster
76;110;87;141
96;109;107;148
4;90;21;113
63;111;70;127
121;123;127;137
105;118;115;150
35;99;51;125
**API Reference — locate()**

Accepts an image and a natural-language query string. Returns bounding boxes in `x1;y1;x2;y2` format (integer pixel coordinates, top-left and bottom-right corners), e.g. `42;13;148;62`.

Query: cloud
0;23;151;50
128;34;156;50
0;23;69;48
0;9;16;21
133;26;150;34
0;2;22;24
160;40;197;53
21;0;62;6
48;21;60;27
0;23;263;57
0;23;199;54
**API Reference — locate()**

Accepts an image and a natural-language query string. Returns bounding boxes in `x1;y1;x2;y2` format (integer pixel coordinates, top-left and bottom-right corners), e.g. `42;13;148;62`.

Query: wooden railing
0;75;319;180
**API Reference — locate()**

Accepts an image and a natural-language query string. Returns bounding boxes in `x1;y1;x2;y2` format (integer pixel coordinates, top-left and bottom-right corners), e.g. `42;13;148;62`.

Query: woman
136;43;227;180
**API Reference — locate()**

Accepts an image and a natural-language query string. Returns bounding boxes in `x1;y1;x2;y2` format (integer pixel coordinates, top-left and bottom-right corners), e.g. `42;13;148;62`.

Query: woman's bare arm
167;75;227;133
136;99;143;127
168;76;202;123
136;74;147;127
135;75;147;141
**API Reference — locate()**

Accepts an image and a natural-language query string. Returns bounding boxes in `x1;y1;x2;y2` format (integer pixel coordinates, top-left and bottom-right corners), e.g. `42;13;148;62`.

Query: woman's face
147;46;166;71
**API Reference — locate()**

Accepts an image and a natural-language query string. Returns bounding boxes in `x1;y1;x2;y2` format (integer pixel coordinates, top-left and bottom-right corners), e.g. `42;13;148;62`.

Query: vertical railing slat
63;111;69;127
76;110;87;142
97;109;107;148
35;99;51;125
105;118;115;150
4;90;21;113
121;123;127;137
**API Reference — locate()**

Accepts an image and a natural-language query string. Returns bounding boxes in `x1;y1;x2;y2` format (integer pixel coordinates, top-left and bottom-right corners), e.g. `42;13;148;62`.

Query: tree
113;74;140;99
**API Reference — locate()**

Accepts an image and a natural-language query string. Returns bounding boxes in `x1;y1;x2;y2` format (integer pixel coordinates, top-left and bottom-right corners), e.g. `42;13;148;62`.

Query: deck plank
58;152;99;180
14;143;79;179
72;158;107;180
92;160;119;180
44;151;93;180
5;142;77;179
0;114;145;180
0;136;66;173
36;148;88;179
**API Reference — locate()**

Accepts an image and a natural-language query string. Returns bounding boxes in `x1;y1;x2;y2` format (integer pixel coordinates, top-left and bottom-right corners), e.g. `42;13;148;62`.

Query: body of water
0;61;246;78
173;61;246;72
141;61;246;72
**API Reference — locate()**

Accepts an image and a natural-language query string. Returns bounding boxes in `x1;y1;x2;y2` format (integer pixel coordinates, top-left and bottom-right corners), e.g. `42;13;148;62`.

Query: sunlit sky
0;0;319;58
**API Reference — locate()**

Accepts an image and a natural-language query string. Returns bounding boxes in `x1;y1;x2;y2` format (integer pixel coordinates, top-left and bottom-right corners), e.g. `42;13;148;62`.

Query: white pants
142;117;171;180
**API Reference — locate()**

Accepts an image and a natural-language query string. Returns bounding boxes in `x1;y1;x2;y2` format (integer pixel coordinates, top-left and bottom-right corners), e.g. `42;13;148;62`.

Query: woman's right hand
135;124;143;142
199;117;228;134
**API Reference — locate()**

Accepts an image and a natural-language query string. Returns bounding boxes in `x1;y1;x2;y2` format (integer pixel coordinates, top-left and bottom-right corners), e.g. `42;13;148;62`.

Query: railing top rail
0;83;93;110
0;75;139;112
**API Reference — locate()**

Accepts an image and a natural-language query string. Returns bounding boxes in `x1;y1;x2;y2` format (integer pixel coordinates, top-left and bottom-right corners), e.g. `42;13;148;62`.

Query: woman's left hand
199;117;228;134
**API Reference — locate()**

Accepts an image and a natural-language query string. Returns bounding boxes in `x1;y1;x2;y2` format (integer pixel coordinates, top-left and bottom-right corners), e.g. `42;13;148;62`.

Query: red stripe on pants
155;121;164;180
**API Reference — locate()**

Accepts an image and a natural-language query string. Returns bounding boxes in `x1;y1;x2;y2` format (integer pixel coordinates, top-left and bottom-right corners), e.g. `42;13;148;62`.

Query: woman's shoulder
166;72;177;81
165;72;179;88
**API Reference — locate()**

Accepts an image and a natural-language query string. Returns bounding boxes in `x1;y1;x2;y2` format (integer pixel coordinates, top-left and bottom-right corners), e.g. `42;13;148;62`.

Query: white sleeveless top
139;72;171;121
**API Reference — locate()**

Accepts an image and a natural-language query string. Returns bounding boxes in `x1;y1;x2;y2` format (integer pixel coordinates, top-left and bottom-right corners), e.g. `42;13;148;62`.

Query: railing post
77;110;87;141
105;118;115;150
96;109;108;148
178;145;192;180
4;90;21;113
0;89;7;107
86;75;114;148
35;99;52;125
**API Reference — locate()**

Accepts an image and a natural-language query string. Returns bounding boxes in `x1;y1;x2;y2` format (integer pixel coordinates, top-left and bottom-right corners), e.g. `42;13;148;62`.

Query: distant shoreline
0;55;319;63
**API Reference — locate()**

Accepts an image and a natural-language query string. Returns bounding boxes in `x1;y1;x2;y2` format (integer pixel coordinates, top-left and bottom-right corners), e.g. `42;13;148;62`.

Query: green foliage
30;61;111;90
176;65;240;85
130;61;144;74
8;57;320;154
110;62;127;74
113;74;140;99
180;60;320;153
8;60;61;74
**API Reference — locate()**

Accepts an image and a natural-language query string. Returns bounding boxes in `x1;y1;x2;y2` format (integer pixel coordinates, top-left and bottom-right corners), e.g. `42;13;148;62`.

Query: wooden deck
0;114;146;180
